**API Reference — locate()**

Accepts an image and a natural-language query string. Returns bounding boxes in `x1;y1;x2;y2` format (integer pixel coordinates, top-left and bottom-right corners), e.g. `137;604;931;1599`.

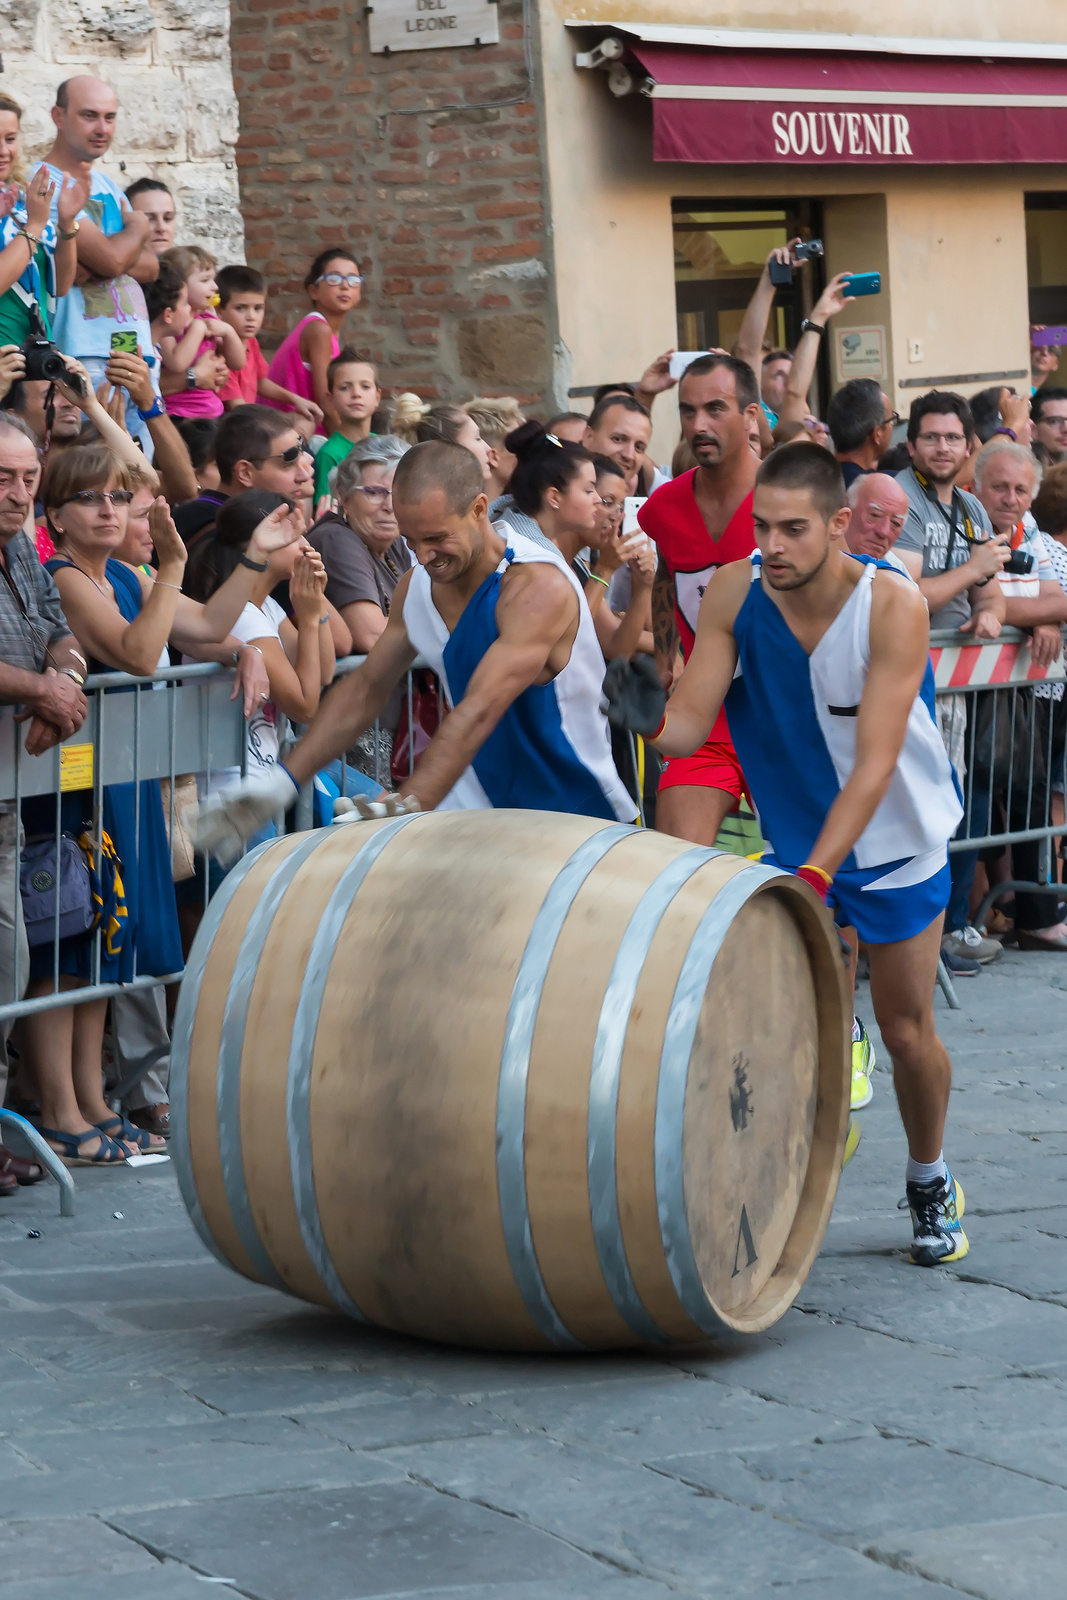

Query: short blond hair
463;396;524;449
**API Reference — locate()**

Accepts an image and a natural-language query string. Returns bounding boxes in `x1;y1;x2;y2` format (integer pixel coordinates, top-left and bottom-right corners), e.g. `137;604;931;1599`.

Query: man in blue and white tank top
196;439;634;855
606;441;969;1271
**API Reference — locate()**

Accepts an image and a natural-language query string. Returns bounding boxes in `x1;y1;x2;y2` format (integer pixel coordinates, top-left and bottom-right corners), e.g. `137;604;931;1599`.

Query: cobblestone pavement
2;950;1066;1600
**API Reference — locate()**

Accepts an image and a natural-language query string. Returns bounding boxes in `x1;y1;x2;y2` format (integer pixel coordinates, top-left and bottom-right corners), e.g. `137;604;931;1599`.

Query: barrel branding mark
730;1055;753;1132
732;1204;758;1277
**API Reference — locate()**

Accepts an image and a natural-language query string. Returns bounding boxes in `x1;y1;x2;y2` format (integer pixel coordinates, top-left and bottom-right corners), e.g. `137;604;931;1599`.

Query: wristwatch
800;318;827;338
237;553;268;572
186;368;198;390
137;395;165;421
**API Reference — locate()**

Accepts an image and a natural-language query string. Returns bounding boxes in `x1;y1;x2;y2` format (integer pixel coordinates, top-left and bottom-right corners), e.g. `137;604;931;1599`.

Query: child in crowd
158;245;245;420
143;257;188;348
313;349;381;502
215;264;323;434
265;247;362;435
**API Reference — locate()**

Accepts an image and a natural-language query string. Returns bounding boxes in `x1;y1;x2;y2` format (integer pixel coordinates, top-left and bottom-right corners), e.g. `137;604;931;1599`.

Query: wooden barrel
171;811;849;1351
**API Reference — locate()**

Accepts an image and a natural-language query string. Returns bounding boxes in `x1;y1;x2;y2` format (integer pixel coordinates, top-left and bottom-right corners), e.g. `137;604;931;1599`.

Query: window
1026;193;1067;327
672;198;823;356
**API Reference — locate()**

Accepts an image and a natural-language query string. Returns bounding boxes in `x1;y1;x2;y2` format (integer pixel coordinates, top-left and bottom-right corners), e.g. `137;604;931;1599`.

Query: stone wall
230;0;557;406
0;0;244;263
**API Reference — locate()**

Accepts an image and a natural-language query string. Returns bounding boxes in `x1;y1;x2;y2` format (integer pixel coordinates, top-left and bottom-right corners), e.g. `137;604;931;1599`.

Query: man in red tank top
638;354;761;844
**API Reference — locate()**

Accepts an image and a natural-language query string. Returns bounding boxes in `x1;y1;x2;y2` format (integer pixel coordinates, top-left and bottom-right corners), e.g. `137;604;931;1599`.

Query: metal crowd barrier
0;632;1060;1029
931;626;1067;1008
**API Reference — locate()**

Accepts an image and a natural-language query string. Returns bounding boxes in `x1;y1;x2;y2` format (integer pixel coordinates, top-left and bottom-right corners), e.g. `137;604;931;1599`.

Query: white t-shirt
230;597;287;774
194;597;287;795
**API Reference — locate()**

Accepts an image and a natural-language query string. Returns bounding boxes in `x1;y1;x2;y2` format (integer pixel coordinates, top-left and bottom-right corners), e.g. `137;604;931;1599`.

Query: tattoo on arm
652;560;679;665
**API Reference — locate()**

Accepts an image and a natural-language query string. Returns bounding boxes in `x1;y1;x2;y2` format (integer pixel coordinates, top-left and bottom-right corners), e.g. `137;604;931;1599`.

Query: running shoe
842;1117;862;1169
941;949;981;977
942;925;1001;964
902;1170;969;1266
850;1016;875;1110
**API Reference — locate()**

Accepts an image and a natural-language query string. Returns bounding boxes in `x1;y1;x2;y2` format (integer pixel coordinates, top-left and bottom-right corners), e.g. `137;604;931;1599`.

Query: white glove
332;792;422;824
191;766;300;865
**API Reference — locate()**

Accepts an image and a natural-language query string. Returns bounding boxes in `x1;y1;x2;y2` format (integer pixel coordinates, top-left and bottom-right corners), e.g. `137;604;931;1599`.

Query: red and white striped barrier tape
930;640;1065;688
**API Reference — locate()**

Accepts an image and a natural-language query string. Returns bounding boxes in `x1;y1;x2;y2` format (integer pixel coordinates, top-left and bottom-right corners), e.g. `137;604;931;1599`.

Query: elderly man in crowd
845;473;910;572
972;438;1067;951
0;415;88;1185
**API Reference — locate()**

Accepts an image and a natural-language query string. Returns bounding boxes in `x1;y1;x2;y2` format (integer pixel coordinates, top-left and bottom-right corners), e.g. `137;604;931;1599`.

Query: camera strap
912;468;975;572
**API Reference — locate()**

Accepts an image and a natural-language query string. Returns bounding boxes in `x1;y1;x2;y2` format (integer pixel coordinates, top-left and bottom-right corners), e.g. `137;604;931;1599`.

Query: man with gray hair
0;415;88;1178
972;437;1067;951
846;473;912;575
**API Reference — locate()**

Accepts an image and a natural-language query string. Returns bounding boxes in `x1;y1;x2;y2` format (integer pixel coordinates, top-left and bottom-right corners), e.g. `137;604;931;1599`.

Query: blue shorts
769;846;951;945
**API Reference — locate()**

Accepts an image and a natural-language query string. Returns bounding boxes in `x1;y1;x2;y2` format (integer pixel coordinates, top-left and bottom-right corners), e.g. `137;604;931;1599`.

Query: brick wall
229;0;556;408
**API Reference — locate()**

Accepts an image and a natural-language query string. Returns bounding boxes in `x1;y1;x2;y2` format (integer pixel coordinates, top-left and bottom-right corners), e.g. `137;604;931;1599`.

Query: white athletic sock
851;1016;862;1042
906;1153;948;1188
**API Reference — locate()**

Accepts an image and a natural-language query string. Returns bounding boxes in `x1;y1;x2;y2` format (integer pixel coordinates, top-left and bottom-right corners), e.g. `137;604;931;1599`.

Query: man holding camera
32;76;158;450
893;391;1009;972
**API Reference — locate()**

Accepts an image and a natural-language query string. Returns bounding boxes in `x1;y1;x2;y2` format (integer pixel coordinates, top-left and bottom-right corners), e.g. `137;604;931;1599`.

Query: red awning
628;43;1067;164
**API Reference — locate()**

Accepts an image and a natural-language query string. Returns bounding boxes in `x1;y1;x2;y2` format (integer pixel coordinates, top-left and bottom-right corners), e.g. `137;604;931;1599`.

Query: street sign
834;324;886;382
368;0;500;53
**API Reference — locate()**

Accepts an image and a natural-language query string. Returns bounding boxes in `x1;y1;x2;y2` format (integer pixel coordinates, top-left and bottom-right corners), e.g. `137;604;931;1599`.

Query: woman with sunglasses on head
265;248;362;437
28;448;299;1166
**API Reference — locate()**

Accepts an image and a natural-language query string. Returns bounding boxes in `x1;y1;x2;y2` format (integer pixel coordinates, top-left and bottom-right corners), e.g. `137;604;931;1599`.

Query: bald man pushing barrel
195;441;634;860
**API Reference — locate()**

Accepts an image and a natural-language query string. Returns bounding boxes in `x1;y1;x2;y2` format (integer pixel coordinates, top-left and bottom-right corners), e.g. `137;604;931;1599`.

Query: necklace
62;554;113;599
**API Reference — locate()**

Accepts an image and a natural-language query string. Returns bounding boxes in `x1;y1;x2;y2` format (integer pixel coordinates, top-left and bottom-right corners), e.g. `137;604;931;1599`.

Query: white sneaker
942;925;1001;964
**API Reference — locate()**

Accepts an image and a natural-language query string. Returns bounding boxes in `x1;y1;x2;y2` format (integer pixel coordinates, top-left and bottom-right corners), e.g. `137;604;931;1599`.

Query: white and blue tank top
402;529;635;821
724;554;963;869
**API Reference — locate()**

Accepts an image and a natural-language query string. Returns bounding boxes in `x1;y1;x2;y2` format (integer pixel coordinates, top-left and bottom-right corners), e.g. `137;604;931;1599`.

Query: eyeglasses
60;489;134;508
315;273;362;288
349;485;392;503
261;443;311;465
917;432;967;446
1040;415;1067;428
599;497;624;512
882;411;902;428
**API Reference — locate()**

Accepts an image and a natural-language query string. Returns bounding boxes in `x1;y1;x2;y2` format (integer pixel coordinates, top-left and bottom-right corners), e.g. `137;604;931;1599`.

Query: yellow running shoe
842;1117;862;1169
851;1016;875;1110
904;1171;969;1266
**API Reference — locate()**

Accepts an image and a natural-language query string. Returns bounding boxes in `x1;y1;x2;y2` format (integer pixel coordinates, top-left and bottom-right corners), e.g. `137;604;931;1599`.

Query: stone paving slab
1;949;1067;1597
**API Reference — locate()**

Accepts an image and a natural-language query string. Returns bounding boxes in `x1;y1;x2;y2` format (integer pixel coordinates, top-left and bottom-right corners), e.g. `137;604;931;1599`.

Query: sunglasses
60;489;134;508
260;443;311;466
315;272;362;288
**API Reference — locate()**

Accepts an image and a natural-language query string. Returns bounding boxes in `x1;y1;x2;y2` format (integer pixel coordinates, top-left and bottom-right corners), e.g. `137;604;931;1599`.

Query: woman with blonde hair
0;93;85;349
391;393;492;480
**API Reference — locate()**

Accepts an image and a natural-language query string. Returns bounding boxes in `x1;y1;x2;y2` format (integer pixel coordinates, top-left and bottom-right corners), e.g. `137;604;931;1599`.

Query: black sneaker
901;1171;969;1266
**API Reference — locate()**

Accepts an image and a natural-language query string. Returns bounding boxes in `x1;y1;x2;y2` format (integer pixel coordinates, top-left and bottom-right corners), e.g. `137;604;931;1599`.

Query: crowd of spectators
0;72;1064;1191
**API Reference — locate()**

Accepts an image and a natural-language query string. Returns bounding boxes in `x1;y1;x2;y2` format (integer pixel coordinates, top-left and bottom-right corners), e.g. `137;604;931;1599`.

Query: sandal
96;1115;166;1154
37;1125;128;1167
0;1144;44;1186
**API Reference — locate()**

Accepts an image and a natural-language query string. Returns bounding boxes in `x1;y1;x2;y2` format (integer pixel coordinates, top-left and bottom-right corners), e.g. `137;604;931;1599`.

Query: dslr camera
1003;547;1034;577
20;304;84;395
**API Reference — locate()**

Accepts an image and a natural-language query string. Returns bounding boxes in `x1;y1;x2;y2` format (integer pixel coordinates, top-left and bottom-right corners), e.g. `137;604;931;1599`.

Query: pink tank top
164;338;225;419
264;312;339;408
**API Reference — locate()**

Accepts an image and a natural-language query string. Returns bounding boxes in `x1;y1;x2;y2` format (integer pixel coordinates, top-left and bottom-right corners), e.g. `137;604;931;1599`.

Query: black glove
602;653;668;736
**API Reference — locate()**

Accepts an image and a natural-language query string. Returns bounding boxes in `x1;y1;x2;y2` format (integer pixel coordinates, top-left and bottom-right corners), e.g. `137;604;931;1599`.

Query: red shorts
658;739;749;807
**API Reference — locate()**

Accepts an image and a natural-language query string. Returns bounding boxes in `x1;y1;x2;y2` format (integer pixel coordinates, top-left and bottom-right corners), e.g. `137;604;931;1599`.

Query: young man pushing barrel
606;442;967;1268
195;440;635;853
